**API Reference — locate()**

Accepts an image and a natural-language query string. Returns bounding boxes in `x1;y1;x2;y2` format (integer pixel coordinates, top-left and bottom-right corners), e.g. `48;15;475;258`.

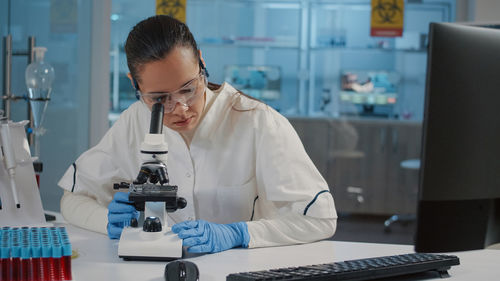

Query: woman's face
134;46;206;133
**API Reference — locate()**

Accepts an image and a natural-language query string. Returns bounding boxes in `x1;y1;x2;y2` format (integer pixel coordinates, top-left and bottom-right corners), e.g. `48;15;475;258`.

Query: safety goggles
135;70;208;113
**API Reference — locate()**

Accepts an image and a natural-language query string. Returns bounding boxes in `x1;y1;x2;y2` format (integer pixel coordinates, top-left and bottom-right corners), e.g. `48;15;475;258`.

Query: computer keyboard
226;253;460;281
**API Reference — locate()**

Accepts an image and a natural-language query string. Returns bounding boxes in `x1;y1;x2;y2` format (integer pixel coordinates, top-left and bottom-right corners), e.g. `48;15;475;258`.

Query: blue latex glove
107;192;139;239
172;219;250;253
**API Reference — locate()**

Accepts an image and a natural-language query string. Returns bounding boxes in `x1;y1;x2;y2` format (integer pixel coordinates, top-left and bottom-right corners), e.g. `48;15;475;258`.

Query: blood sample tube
1;228;11;281
0;228;3;281
50;228;64;281
19;228;31;281
59;228;70;280
51;243;62;281
20;245;32;281
41;237;52;281
30;229;41;281
12;229;21;281
61;241;72;281
31;244;41;281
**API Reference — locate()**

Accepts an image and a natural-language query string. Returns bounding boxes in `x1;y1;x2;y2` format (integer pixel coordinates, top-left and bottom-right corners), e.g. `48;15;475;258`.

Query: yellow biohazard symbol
372;0;403;24
156;0;186;22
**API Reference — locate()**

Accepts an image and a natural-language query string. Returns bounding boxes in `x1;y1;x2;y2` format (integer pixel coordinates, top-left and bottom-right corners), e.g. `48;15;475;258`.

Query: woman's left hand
172;219;249;253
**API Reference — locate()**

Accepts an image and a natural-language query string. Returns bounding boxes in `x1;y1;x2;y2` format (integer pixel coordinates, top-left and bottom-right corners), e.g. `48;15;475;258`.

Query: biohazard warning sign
370;0;405;37
156;0;186;23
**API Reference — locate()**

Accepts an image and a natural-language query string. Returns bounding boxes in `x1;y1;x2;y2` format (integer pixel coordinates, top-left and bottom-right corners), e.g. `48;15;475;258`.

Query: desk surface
60;222;499;281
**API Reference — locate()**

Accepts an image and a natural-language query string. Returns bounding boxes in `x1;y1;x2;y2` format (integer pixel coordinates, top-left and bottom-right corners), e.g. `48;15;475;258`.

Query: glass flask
25;47;55;158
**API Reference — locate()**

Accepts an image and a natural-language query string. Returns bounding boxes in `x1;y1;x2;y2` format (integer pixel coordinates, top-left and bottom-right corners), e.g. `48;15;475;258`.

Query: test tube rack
0;226;72;281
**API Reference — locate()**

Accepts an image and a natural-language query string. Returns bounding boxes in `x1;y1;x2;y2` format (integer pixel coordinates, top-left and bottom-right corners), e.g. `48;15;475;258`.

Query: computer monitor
414;22;500;253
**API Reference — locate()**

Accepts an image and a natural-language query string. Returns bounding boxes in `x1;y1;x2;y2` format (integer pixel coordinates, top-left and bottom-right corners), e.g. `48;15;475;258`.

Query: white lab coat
59;83;337;247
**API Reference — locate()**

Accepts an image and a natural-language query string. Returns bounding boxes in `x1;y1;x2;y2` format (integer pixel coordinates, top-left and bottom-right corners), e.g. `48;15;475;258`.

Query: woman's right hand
107;192;139;239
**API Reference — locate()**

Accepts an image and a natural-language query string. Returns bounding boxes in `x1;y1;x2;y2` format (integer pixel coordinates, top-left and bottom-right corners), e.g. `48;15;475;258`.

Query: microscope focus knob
143;216;162;232
177;197;187;209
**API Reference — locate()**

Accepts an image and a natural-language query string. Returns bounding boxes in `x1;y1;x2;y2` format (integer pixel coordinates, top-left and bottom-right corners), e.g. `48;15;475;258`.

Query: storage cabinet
290;118;421;215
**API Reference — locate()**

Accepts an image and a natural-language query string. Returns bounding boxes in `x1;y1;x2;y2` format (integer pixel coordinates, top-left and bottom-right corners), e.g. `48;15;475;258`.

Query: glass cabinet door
308;0;455;120
188;0;303;114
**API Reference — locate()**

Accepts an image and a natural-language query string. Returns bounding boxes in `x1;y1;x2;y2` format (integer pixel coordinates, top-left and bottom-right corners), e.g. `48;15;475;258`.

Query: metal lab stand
1;35;52;221
2;34;36;145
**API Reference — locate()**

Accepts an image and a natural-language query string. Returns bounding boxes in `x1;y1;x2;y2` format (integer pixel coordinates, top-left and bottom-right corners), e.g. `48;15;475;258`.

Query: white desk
59;222;499;281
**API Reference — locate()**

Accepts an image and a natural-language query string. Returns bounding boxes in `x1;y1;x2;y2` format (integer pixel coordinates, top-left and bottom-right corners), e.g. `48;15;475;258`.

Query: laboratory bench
56;220;499;281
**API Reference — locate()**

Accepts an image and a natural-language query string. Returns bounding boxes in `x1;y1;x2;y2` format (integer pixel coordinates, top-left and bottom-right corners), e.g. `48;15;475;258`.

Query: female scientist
58;15;337;253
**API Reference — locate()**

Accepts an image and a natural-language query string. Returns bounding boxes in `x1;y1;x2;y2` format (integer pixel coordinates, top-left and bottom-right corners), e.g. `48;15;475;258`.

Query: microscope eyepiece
150;102;164;134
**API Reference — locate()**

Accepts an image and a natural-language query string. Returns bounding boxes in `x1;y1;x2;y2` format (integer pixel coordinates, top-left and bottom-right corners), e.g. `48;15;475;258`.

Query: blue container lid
21;246;31;259
1;246;10;259
11;245;21;258
41;244;52;258
12;231;20;243
52;235;60;244
52;244;62;258
1;231;9;245
31;245;41;258
62;243;72;256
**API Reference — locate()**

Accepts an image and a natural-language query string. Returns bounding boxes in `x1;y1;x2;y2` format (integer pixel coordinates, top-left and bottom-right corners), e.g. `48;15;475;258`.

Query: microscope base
118;227;182;261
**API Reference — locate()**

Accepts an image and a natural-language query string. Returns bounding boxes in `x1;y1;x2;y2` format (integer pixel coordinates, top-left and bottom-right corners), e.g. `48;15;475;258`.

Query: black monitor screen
415;22;500;253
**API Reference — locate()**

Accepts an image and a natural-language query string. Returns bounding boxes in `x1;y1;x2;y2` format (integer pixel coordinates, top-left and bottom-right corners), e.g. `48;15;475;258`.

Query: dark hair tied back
125;15;199;83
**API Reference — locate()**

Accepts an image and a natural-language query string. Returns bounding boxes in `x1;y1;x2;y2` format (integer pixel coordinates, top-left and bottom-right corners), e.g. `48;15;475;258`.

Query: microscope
114;103;187;261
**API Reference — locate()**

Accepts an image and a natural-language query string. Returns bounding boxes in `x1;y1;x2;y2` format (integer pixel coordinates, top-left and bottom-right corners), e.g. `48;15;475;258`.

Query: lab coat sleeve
58;104;142;207
254;107;337;218
247;106;337;248
60;190;108;234
246;213;336;248
57;102;144;233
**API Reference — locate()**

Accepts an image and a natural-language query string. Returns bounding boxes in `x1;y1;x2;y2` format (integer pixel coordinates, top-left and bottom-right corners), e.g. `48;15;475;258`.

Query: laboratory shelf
198;42;300;49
